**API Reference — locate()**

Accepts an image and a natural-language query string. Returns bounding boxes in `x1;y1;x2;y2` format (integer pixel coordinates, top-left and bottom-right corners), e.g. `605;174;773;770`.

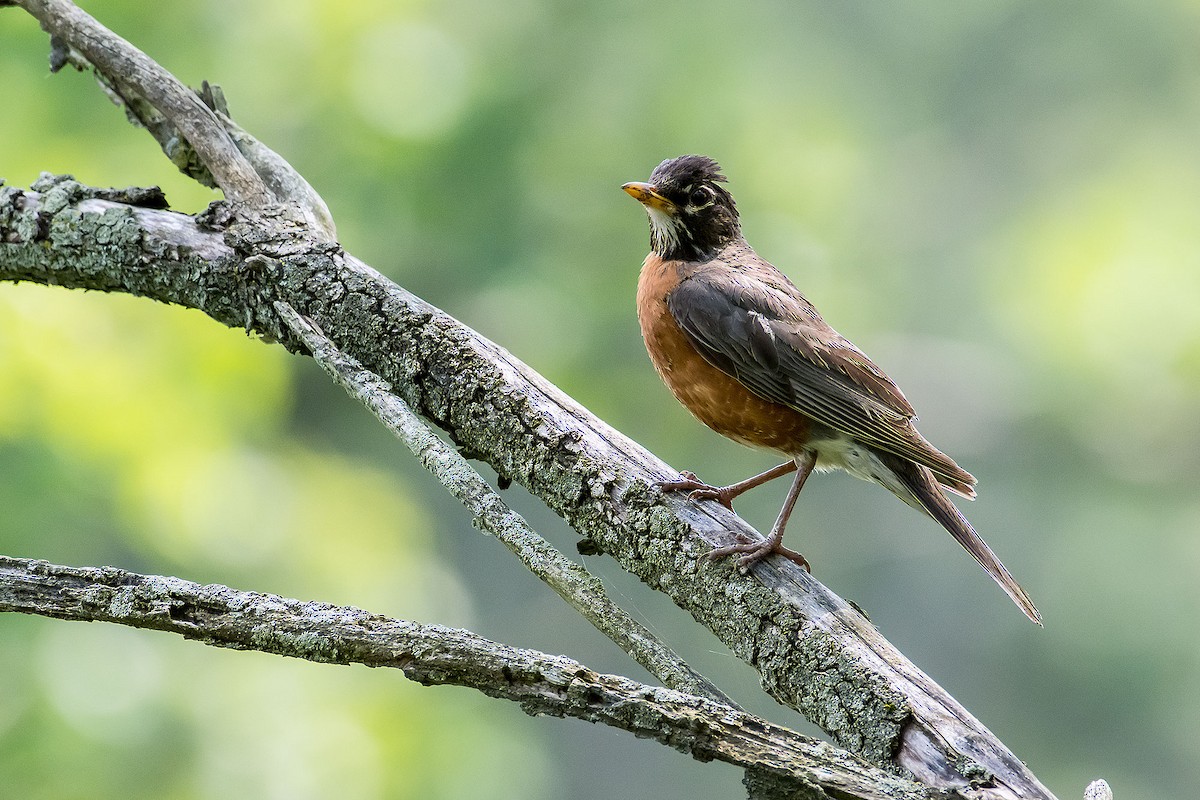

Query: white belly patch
810;435;918;510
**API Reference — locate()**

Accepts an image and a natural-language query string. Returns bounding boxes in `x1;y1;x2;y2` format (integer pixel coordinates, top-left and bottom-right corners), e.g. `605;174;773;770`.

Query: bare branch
0;556;937;800
14;0;271;206
218;109;338;239
273;300;735;708
2;2;1064;794
0;174;1056;799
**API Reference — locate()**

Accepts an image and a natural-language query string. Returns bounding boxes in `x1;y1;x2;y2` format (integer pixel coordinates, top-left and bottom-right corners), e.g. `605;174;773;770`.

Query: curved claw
686;487;735;510
706;537;811;572
655;472;736;510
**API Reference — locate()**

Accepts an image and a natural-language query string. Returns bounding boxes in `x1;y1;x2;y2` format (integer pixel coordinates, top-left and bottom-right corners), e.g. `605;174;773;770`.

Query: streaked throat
647;206;687;258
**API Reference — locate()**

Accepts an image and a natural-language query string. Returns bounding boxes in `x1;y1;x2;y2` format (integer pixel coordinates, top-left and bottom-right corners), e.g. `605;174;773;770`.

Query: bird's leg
656;461;797;510
706;452;817;571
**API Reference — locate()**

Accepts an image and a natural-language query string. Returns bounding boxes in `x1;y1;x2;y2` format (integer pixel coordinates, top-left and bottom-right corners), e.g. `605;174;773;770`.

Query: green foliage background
4;1;1200;797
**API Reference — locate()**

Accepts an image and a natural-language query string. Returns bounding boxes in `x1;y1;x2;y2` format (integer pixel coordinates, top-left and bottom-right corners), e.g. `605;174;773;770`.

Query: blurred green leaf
4;0;1200;796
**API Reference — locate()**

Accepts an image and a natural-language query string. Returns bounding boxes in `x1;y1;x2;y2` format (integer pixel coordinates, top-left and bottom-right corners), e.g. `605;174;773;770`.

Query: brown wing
667;269;976;493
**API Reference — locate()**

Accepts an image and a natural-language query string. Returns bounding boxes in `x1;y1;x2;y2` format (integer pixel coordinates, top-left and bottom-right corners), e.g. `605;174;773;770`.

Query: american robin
623;154;1040;625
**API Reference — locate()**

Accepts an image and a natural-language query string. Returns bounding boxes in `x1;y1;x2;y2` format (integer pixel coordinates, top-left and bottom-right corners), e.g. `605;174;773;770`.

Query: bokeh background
3;1;1200;797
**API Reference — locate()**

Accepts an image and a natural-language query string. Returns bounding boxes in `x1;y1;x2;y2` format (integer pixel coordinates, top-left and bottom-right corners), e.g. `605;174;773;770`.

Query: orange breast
636;253;813;455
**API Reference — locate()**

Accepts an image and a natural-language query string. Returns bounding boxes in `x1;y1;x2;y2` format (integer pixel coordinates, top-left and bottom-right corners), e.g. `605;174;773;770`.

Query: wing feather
667;271;975;492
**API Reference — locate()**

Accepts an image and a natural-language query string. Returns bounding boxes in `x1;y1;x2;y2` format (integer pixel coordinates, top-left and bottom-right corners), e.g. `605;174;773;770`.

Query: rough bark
0;177;1054;800
14;0;271;206
0;556;934;800
0;1;1073;796
273;299;735;709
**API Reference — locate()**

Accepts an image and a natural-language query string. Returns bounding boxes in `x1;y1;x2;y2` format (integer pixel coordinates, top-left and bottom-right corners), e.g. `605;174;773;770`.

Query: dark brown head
622;155;740;262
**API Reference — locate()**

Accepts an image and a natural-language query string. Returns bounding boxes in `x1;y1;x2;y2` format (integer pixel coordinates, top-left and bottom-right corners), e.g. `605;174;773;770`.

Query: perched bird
623;155;1040;624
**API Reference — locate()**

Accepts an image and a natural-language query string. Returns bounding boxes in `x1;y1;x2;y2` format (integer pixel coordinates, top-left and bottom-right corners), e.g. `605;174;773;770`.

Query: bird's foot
706;534;811;572
655;471;737;510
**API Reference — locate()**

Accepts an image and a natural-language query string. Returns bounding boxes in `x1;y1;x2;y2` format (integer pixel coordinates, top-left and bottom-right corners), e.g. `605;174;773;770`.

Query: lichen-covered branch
273;300;735;709
0;1;1061;795
0;175;1053;800
0;556;934;800
14;0;272;207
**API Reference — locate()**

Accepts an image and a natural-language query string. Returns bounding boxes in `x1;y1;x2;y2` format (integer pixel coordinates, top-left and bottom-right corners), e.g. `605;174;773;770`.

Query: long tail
880;454;1042;625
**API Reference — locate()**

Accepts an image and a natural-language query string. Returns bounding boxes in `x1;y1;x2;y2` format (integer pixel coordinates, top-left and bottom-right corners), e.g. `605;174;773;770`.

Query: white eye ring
688;185;715;209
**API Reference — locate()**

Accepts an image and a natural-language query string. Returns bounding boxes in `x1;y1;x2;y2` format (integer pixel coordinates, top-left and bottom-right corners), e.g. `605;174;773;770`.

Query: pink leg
706;451;817;570
656;461;797;510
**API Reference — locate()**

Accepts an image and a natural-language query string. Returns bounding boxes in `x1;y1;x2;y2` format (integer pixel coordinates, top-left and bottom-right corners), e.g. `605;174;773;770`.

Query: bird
622;154;1041;625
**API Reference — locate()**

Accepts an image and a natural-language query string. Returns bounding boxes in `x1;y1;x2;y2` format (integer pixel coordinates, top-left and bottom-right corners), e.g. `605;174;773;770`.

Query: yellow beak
622;182;675;212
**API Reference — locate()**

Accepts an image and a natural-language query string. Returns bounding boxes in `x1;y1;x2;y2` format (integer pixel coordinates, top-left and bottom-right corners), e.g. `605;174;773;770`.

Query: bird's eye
689;185;715;207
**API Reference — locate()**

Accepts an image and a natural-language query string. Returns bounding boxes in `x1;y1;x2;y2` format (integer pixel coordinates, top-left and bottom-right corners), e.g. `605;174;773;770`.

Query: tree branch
273;299;735;709
0;2;1067;797
14;0;272;208
0;172;1052;800
0;555;936;800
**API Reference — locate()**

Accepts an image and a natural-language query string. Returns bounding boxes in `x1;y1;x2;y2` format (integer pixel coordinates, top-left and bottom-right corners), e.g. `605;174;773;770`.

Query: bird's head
623;155;740;262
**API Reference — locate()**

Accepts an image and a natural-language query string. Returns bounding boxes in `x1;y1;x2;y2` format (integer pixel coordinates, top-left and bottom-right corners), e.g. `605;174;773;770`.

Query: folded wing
667;271;976;495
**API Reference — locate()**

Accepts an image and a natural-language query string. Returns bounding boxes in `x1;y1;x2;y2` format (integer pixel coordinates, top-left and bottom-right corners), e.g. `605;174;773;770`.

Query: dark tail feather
883;456;1042;626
